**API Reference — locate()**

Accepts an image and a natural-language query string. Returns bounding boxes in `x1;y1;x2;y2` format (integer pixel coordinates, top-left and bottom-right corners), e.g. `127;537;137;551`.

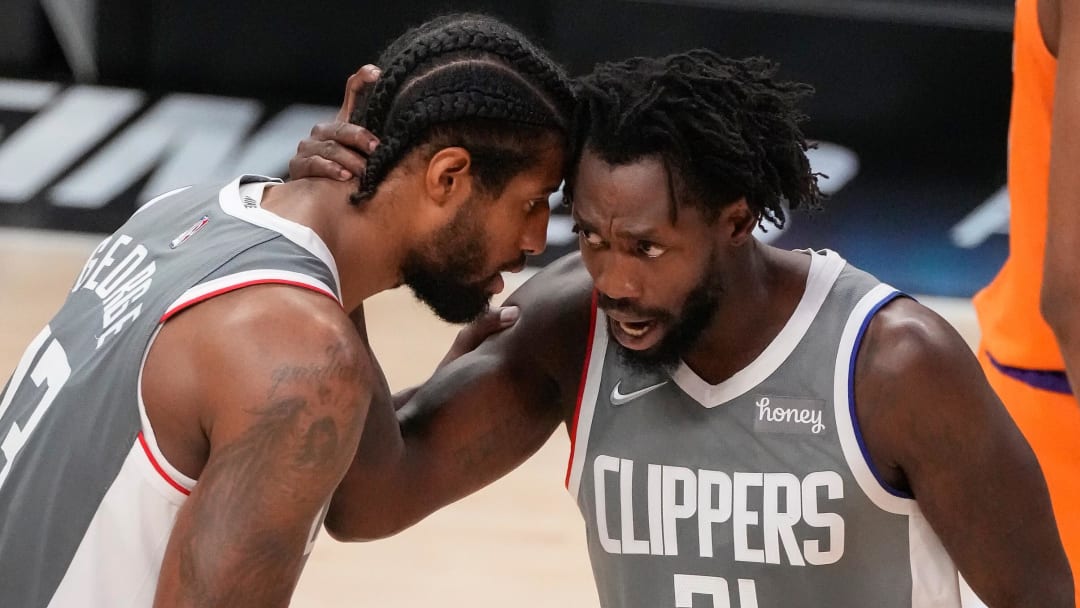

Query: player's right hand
288;64;382;182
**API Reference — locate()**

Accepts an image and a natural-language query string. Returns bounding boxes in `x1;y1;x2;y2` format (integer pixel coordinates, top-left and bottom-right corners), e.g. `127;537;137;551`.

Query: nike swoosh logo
610;380;669;406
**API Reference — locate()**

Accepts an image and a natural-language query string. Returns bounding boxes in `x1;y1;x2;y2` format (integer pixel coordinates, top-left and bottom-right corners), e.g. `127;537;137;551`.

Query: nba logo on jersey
170;216;209;249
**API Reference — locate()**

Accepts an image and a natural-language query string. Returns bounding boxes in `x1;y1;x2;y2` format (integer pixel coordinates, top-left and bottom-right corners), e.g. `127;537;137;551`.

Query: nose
520;203;550;256
592;251;642;301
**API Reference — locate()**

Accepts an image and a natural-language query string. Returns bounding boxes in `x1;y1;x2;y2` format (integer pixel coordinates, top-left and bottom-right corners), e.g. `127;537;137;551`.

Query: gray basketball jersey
565;250;969;608
0;175;341;608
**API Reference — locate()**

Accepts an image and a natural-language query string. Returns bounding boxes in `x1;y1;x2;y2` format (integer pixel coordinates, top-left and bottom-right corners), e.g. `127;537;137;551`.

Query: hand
438;306;521;369
288;64;382;182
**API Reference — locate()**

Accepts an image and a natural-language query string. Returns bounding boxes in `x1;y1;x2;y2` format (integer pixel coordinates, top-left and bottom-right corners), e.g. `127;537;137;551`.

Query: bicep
154;300;370;607
857;305;1071;604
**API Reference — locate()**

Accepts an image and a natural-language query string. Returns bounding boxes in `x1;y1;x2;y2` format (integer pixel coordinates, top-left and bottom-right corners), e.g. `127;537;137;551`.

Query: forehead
507;141;566;191
571;149;674;224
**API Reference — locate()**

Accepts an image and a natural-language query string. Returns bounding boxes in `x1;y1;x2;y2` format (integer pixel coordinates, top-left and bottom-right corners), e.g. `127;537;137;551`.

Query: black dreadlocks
567;50;823;228
350;14;576;204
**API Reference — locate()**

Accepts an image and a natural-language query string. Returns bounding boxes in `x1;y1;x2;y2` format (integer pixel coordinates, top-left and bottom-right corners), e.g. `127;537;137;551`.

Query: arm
1041;0;1080;399
855;298;1073;607
149;286;372;607
349;304;521;410
325;255;594;540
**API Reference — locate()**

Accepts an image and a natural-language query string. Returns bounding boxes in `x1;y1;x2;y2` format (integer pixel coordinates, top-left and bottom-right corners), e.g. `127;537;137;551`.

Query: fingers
336;64;382;122
462;306;519;346
497;306;521;327
288;154;356;182
289;123;377;181
440;305;520;368
313;120;380;155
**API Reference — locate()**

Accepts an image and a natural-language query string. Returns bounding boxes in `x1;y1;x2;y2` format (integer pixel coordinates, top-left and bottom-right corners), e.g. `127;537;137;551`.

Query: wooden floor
0;226;980;607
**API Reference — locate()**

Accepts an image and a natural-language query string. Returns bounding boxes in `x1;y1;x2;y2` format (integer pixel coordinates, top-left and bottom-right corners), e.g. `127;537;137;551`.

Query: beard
402;205;494;324
605;258;724;375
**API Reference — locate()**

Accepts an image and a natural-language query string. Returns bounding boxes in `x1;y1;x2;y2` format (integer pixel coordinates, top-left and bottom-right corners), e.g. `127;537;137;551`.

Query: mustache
500;254;527;274
597;294;672;321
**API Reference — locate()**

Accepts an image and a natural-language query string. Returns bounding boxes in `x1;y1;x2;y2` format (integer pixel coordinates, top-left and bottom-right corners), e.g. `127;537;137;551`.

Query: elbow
322;500;409;543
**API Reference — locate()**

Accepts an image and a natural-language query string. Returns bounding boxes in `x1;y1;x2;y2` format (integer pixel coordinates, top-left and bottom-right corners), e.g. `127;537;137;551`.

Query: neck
682;241;810;384
260;178;413;312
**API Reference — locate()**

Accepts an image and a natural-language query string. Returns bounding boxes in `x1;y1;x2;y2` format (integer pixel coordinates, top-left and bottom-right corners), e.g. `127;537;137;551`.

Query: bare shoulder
852;296;1008;494
505;252;593;317
857;297;974;383
145;284;373;471
492;253;595;410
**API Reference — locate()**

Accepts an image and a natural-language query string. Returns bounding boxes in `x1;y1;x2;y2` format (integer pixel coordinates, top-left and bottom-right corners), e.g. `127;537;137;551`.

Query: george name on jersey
71;234;157;348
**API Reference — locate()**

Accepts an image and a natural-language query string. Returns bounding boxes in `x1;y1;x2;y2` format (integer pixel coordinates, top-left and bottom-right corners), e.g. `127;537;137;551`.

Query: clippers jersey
0;175;341;608
565;250;968;608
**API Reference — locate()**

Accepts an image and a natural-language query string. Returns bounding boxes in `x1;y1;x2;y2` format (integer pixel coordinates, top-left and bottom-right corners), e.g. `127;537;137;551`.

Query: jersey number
674;574;759;608
0;326;71;490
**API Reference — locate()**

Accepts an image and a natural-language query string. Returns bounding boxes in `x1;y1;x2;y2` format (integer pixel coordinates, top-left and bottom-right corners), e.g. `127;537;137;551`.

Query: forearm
156;518;305;607
327;353;564;541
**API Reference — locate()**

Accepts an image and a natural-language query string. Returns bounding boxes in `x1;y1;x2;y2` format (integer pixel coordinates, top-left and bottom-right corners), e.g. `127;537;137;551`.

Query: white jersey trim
908;508;962;607
567;303;610;500
671;249;846;408
832;283;913;515
162;268;339;322
219;175;342;300
133;185;193;216
137;325;197;498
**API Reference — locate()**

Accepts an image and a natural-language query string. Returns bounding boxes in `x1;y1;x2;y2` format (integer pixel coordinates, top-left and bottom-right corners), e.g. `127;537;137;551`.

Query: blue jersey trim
848;290;914;500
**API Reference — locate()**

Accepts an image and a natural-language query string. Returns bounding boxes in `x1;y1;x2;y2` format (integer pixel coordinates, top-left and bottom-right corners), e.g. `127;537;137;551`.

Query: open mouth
615;318;655;337
606;313;664;350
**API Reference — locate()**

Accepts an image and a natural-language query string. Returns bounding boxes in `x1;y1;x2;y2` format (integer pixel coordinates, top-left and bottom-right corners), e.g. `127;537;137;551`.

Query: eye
638;241;667;258
572;223;604;247
525;199;539;212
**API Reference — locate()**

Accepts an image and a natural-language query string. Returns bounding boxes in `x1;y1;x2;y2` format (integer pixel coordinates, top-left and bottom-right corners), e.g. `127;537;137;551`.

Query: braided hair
567;50;822;228
351;14;576;203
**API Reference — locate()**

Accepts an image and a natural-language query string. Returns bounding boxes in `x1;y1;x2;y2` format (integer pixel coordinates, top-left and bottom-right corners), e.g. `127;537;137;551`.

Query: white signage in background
0;78;335;209
753;141;860;244
0;84;144;202
950;185;1010;249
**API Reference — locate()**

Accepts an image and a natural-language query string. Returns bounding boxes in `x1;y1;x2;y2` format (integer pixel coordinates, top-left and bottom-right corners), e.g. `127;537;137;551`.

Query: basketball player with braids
300;51;1073;606
0;14;572;608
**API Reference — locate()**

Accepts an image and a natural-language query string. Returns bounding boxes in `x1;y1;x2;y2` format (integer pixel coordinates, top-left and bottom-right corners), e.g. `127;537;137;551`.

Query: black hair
567;49;822;227
350;14;576;203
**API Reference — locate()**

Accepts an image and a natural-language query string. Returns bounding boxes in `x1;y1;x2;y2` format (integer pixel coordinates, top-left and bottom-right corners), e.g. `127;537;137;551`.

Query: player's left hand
438;306;520;369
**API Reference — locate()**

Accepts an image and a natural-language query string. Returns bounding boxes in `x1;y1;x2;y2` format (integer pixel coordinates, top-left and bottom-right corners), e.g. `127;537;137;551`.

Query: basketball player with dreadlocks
0;14;573;608
297;51;1073;605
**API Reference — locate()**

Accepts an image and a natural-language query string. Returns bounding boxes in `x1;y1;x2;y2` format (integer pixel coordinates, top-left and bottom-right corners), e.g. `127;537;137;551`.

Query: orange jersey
973;0;1062;371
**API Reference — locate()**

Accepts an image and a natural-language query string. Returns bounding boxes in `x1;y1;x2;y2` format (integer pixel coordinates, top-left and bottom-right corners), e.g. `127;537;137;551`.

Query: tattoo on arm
169;343;365;607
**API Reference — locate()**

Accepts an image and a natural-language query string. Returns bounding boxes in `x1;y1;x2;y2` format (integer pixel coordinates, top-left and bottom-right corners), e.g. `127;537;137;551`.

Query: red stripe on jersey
565;290;599;488
160;279;338;323
138;431;191;496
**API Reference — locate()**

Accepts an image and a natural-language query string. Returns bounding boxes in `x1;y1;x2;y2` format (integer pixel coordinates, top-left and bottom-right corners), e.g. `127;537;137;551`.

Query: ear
718;198;758;246
424;147;474;208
